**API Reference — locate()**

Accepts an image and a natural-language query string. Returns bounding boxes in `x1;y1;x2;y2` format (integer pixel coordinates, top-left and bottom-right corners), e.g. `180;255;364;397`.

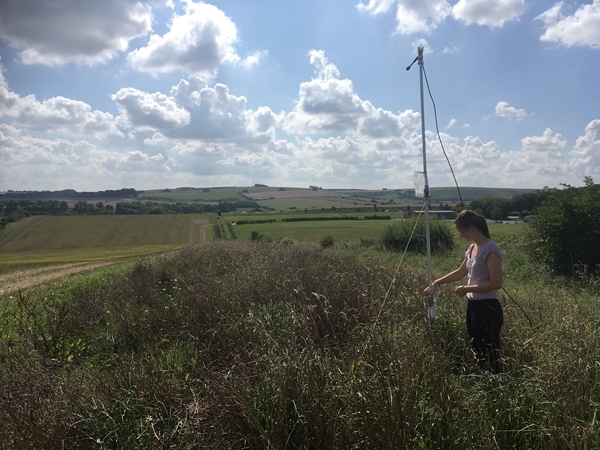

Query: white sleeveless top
465;239;501;300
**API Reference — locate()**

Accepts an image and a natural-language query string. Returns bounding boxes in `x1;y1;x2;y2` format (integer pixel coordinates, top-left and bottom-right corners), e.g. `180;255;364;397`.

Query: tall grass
0;239;599;448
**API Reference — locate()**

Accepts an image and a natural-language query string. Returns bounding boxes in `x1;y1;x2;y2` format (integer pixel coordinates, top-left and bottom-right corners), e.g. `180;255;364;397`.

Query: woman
424;210;504;373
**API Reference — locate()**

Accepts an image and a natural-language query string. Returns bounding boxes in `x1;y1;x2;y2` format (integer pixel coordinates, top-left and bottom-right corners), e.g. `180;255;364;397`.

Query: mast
418;46;433;294
408;46;436;341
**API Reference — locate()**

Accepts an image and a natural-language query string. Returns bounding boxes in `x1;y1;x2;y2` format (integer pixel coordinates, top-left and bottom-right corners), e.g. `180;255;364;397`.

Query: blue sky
1;0;599;192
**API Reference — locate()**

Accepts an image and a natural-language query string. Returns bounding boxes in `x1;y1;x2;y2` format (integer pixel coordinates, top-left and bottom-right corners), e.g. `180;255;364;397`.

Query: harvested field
0;215;209;294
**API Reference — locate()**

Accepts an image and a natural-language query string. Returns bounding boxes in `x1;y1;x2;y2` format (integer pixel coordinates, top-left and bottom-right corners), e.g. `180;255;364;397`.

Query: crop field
0;214;208;293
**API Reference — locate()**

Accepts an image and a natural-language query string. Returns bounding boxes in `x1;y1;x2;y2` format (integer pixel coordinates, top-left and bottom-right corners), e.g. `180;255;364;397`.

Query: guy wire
363;201;428;354
421;60;533;327
422;63;464;209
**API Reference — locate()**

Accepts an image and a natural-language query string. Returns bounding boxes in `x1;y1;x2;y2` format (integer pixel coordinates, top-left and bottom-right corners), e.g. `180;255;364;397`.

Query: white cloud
284;50;420;137
395;0;452;34
569;119;600;178
112;88;191;130
446;119;457;129
536;1;600;49
356;0;396;15
503;128;568;178
0;0;154;65
111;74;281;144
358;0;451;34
521;128;566;157
241;50;268;70
0;68;122;138
358;0;523;33
412;38;433;55
495;101;527;120
442;43;461;54
127;1;241;77
452;0;525;27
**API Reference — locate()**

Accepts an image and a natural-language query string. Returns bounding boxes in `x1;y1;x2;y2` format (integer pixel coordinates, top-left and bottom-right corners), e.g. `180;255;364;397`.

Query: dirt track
0;261;121;296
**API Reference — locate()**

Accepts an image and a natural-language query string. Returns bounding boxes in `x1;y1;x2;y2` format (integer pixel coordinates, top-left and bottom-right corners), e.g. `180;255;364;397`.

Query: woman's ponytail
455;210;491;238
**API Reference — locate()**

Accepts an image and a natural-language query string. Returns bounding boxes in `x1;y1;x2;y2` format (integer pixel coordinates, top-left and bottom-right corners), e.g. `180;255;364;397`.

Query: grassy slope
0;234;597;449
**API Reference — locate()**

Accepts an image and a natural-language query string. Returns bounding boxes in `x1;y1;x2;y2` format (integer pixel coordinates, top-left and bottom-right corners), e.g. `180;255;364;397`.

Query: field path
189;217;208;245
0;261;120;296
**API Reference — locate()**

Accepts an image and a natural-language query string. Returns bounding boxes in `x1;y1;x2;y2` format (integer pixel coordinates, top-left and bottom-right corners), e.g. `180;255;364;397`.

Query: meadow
0;215;598;448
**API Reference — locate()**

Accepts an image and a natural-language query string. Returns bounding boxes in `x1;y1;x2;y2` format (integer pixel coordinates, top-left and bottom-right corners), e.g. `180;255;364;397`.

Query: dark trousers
466;298;504;373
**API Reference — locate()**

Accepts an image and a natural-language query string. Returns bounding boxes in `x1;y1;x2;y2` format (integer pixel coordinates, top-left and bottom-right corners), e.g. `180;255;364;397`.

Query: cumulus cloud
569;119;600;177
0;0;154;65
503;128;568;178
358;0;523;33
536;1;600;49
452;0;525;27
127;1;241;77
0;68;122;138
495;101;527;120
112;88;191;130
358;0;451;34
111;74;281;144
284;50;420;137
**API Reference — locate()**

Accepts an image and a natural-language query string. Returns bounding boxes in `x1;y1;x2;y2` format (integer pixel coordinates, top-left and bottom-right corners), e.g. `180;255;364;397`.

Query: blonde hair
454;210;490;239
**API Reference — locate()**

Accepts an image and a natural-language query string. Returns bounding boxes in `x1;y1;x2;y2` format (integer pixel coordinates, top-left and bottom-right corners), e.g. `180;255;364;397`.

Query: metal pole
418;46;436;341
418;47;433;289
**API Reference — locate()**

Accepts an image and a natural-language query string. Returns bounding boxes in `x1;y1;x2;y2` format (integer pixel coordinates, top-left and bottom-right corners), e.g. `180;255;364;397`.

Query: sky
0;0;599;192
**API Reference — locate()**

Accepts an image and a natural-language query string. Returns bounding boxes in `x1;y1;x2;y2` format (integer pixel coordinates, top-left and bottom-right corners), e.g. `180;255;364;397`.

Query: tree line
0;199;262;230
0;188;137;200
466;190;552;220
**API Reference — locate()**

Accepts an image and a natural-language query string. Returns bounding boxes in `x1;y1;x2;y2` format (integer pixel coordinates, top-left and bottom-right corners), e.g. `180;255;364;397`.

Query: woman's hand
454;285;468;297
423;281;437;296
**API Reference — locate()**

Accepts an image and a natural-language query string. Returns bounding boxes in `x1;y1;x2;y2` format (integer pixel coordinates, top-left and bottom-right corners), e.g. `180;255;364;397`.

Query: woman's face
456;225;473;240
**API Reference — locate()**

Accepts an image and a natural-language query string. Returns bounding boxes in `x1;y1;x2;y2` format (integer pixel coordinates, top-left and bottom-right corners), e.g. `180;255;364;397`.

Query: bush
320;235;334;249
527;177;600;276
381;218;454;253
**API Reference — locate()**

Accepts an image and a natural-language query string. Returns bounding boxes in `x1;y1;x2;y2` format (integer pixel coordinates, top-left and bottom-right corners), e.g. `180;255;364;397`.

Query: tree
528;177;600;276
491;207;503;221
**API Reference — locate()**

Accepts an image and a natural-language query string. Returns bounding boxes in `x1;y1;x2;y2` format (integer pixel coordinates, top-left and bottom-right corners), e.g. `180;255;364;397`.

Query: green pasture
234;219;395;242
429;186;534;201
232;216;525;244
254;197;380;210
226;210;405;222
0;214;205;266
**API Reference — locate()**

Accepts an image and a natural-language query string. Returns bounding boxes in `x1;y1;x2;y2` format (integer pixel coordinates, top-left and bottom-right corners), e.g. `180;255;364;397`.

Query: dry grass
0;240;598;449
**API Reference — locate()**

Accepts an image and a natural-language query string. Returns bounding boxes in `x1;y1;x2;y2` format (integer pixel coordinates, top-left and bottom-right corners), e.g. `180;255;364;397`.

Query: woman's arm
454;252;502;297
423;259;468;295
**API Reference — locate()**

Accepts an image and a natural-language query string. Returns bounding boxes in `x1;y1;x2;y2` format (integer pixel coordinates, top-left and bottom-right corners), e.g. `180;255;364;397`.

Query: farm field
233;218;395;242
229;212;524;243
0;214;209;294
139;186;247;202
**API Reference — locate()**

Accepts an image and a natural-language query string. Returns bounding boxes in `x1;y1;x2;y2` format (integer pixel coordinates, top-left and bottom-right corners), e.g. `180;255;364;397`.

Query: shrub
527;177;600;276
320;235;334;249
381;218;454;253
